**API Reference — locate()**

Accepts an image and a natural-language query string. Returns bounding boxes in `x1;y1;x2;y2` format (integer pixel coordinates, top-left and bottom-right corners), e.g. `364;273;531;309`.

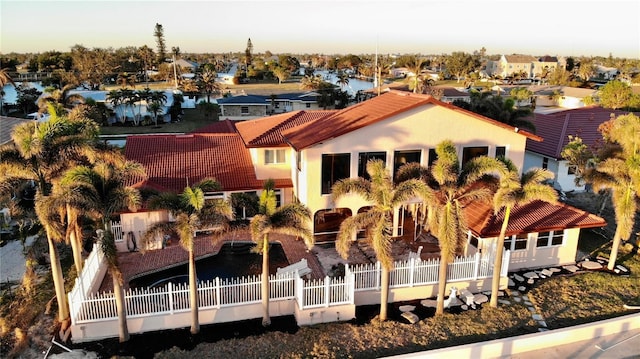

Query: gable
282;91;539;151
235;110;334;147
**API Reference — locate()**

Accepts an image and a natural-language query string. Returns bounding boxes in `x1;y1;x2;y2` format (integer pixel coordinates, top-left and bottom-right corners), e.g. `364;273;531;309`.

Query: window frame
241;106;249;115
504;233;529;251
265;149;286;165
536;230;565;247
321;153;351;195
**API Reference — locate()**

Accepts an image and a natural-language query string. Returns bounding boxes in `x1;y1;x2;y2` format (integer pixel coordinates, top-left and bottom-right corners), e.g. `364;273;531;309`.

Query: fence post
473;252;480;280
376;261;381;290
215;277;221;309
349;272;355;304
296;276;304;309
168;282;174;314
501;249;511;276
409;258;415;287
324;276;331;308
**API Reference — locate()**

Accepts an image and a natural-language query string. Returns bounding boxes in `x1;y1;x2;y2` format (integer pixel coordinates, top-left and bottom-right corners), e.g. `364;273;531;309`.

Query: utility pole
172;55;178;89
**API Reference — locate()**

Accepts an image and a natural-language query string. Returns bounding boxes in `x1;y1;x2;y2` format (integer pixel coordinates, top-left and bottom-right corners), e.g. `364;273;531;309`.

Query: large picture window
462;146;488;166
322;153;350;194
358;152;386;180
394;150;421;179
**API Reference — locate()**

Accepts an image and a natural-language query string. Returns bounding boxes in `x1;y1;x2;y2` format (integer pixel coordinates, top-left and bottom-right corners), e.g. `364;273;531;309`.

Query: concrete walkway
0;235;37;284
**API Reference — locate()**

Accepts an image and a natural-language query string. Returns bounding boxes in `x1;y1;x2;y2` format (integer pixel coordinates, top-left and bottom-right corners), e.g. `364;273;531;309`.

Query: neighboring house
217;94;269;120
218;92;324;119
121;91;606;271
530;85;598;110
523;107;631;192
433;86;470;103
171;58;199;73
486;55;560;79
0;115;33;145
594;65;619;81
269;92;323;114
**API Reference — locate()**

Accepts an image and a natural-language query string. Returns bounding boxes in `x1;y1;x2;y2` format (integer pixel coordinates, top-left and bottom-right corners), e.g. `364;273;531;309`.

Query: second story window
265;149;286;164
322;153;350;195
495;146;506;159
358;152;387;180
462;146;488;166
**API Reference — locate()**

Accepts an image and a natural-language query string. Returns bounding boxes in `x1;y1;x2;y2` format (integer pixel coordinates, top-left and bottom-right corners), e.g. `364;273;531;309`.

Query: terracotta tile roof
125;133;292;193
526;107;633;159
235;110;334;147
465;199;606;237
282;91;540;151
1;116;33;145
190;119;237;134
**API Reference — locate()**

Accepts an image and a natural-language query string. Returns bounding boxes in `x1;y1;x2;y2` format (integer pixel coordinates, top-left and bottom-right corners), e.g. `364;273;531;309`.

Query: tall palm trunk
112;272;129;342
608;226;623;271
435;256;448;315
189;247;200;334
103;221;129;342
490;206;511;307
379;267;390;321
261;234;271;326
67;204;83;274
46;225;69;322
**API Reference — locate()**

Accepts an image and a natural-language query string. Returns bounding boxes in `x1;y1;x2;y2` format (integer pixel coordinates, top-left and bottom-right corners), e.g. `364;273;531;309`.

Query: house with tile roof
486;55;561;80
465;200;605;271
121;90;605;270
523;107;632;192
530;85;598;110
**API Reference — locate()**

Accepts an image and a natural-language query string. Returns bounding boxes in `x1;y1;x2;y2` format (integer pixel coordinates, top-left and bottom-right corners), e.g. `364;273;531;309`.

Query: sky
1;0;639;58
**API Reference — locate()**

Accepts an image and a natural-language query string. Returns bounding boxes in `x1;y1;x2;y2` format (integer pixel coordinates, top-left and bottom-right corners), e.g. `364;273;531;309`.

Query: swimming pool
129;242;289;288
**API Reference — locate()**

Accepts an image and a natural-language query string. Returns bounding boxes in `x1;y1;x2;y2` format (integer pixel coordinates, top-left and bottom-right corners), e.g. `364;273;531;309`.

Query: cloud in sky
1;0;638;58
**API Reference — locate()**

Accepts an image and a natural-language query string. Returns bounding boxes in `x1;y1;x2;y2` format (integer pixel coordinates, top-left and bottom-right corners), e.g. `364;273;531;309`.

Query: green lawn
99;108;216;136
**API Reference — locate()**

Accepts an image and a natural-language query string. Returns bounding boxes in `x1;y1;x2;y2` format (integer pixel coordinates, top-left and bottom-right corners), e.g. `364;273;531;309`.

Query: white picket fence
111;221;124;243
68;243;106;322
69;248;508;325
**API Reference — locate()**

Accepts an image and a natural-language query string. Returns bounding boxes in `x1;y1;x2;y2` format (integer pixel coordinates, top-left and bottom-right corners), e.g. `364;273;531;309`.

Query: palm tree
148;91;167;126
249;179;313;326
336;71;349;89
332;159;429;321
405;56;429;94
489;158;557;307
585;114;640;270
422;141;496;315
198;68;221;103
0;105;100;323
107;90;125;123
60;158;144;342
0;67;16;115
143;178;234;334
38;83;85;113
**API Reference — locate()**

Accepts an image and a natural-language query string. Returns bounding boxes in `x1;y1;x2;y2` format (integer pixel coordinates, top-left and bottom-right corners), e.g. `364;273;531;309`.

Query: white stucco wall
251;147;292;180
297;103;528;217
117;210;170;252
478;228;581;271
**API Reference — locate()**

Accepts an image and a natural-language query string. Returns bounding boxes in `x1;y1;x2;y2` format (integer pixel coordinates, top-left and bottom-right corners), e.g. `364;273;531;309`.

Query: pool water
129;242;289;288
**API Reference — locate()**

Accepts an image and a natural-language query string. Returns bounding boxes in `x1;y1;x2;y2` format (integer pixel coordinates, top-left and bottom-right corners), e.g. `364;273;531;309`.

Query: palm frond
331;178;371;202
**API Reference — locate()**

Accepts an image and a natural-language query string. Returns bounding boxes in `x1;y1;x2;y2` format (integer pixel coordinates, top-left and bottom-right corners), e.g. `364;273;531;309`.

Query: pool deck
99;231;327;292
99;222;442;292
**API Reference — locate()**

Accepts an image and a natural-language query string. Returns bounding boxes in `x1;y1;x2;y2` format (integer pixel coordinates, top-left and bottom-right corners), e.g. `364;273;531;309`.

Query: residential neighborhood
1;7;640;357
